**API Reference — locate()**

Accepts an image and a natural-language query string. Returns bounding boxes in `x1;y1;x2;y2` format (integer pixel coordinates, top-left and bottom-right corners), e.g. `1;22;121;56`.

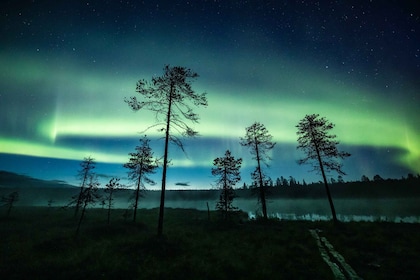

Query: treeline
142;174;420;201
237;173;420;199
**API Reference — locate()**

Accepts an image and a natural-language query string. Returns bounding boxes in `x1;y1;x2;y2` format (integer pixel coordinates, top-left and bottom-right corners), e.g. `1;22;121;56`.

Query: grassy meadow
1;206;419;279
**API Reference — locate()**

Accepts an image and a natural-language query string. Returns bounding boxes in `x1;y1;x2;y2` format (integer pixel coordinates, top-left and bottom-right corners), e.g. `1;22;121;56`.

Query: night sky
1;1;419;188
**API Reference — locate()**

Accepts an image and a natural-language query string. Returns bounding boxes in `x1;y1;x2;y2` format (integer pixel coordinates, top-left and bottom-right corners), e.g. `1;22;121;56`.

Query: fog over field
2;170;419;223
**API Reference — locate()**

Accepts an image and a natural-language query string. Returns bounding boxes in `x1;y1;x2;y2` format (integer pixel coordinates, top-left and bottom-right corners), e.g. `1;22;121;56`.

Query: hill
0;171;75;189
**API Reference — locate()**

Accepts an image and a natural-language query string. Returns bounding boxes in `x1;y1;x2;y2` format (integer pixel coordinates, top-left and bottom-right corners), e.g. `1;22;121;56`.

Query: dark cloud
175;182;190;187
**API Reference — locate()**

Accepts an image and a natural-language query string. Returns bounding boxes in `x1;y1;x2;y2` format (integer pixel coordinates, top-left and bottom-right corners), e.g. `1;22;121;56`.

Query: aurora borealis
1;1;419;188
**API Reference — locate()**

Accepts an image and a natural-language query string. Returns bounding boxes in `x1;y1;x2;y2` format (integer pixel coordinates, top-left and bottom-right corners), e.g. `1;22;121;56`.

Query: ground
1;207;419;279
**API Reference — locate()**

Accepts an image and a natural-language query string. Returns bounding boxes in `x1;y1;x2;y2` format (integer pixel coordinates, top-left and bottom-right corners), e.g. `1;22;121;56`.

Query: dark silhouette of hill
0;171;76;189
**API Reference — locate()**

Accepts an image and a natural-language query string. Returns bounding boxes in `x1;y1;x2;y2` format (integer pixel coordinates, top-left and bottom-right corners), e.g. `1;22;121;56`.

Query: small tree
289;176;297;187
74;156;96;218
125;65;207;236
296;114;350;224
1;191;19;216
240;122;275;220
124;137;158;223
373;174;384;181
76;175;101;236
281;176;289;187
361;175;370;182
105;177;121;225
212;150;242;220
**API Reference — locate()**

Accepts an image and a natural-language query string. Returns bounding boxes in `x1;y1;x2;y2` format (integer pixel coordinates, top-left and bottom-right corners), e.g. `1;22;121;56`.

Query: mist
2;186;419;223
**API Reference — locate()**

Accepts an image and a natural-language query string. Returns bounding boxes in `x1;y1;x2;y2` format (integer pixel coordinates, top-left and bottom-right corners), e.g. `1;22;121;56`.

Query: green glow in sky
1;52;419;175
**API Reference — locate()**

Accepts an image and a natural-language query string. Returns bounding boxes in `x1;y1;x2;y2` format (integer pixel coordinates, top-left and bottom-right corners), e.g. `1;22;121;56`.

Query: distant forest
240;174;420;199
238;173;420;198
164;174;420;200
1;171;419;202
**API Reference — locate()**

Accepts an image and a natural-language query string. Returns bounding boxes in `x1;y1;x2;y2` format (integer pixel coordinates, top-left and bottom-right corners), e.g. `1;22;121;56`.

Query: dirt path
309;229;362;280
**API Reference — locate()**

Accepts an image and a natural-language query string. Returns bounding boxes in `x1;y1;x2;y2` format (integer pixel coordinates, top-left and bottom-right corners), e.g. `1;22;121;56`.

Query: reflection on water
235;197;420;223
247;212;420;223
161;197;420;223
13;187;420;223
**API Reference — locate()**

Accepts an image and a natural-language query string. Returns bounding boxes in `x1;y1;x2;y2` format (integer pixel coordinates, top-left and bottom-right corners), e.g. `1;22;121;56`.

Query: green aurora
0;1;419;186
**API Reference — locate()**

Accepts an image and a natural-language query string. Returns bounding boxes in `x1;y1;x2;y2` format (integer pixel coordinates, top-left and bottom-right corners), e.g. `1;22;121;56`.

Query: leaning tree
105;177;121;225
74;156;96;218
125;65;207;236
296;114;350;224
240;122;276;220
212;150;242;220
123;137;158;223
76;175;101;236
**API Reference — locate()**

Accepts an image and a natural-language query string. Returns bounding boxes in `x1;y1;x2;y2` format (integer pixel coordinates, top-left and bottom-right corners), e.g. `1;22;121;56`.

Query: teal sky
1;1;419;188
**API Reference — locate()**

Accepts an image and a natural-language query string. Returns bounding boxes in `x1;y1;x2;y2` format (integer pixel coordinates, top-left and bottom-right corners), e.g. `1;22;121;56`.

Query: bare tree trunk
76;199;88;236
223;169;228;220
315;147;338;224
158;84;173;237
75;172;88;218
133;168;143;223
158;123;170;236
206;202;210;221
107;190;112;225
255;140;267;220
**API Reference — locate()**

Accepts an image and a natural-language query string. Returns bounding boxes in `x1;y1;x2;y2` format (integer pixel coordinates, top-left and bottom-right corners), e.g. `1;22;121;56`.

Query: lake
5;187;420;223
124;196;420;223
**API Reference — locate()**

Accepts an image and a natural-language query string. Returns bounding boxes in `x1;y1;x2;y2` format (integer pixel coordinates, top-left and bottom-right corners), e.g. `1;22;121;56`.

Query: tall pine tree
240;122;275;220
125;65;207;236
296;114;350;224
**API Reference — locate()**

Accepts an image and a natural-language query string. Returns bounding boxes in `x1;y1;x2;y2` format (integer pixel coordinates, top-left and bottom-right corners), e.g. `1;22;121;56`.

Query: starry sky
1;0;419;189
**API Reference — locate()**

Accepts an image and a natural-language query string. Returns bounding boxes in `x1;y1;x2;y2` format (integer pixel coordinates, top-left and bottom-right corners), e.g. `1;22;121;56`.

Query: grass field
1;206;419;279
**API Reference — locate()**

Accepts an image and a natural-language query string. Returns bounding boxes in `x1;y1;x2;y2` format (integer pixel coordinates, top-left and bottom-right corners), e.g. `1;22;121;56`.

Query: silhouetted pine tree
123;137;158;223
240;122;275;220
361;175;370;182
74;156;96;218
212;150;242;220
105;177;121;225
296;114;350;224
76;175;101;236
125;65;207;236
